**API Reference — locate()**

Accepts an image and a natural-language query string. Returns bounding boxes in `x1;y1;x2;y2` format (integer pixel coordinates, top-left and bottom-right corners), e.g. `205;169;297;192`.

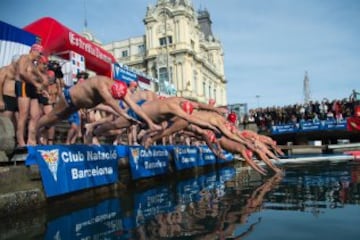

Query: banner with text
27;144;119;197
45;198;124;239
173;146;199;170
113;63;137;84
133;186;175;226
198;146;217;166
128;146;170;180
271;119;348;135
176;177;203;206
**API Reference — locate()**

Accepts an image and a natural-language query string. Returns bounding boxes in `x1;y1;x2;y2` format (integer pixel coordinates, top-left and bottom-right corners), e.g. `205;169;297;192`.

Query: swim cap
208;99;216;106
206;130;216;143
129;81;138;88
181;101;194;114
241;131;250;138
227;112;237;124
111;81;128;99
47;70;55;78
245;149;253;159
30;43;44;53
355;106;360;117
39;55;48;64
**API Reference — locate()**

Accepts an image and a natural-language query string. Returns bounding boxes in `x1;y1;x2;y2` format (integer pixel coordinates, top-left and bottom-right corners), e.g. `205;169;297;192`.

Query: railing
271;119;347;135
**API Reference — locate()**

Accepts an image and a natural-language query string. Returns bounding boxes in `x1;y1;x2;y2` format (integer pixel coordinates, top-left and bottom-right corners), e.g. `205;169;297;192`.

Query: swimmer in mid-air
35;76;162;143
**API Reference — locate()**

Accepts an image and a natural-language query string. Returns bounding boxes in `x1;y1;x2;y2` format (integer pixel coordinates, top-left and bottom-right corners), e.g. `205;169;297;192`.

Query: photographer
74;71;89;84
47;60;65;90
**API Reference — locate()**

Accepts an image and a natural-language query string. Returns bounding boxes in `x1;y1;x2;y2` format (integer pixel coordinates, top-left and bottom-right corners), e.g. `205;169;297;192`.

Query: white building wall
103;0;227;105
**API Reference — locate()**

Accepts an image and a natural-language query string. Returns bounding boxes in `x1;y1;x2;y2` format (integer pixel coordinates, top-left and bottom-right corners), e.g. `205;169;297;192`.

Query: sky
1;0;359;109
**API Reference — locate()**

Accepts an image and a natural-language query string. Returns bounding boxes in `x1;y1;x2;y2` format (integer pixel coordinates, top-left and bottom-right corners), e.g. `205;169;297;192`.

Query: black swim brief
15;81;38;99
3;95;18;112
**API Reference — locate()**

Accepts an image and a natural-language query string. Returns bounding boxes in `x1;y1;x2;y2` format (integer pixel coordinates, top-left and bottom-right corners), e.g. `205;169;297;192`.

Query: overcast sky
1;0;359;109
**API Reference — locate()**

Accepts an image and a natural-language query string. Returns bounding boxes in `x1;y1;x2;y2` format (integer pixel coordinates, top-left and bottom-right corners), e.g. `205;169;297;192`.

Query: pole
256;95;260;108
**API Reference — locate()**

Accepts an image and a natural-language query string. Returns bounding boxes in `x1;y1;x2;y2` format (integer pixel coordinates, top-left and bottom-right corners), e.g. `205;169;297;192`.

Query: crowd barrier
26;144;233;197
271;119;347;135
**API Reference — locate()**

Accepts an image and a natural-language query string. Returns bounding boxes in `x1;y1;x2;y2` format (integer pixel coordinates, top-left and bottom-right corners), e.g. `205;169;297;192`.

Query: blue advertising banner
300;121;321;131
27;144;119;197
121;215;137;232
271;124;298;134
218;166;236;183
198;146;217;166
128;146;170;180
133;186;175;226
217;167;236;196
115;145;129;158
113;63;137;84
271;119;348;134
283;169;351;187
323;119;347;130
45;198;125;240
198;171;218;191
173;146;199;170
176;177;202;206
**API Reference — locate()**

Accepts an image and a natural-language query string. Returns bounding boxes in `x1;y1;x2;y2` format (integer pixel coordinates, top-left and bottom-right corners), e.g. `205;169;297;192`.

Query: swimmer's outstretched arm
193;101;227;115
89;103;119;116
98;86;136;122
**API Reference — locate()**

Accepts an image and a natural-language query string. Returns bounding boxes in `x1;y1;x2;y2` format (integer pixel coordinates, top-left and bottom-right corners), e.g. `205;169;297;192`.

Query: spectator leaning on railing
249;95;356;133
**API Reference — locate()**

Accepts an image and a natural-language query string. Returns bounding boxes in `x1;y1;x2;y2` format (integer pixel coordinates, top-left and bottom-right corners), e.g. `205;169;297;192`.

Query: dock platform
278;142;360;155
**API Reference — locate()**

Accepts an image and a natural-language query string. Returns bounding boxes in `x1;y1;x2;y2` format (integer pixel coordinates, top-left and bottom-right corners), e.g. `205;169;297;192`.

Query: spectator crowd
243;96;358;133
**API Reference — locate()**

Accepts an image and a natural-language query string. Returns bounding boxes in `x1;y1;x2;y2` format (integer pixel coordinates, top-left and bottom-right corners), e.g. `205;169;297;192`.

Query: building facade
103;0;227;105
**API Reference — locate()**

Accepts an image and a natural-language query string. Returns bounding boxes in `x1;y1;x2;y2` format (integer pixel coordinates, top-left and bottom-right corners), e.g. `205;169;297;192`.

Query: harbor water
1;158;360;239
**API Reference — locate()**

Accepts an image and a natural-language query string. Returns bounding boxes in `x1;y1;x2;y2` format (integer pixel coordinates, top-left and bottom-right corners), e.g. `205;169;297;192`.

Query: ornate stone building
103;0;227;105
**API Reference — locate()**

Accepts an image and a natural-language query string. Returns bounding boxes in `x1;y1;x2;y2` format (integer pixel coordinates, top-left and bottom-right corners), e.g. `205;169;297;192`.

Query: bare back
138;97;218;133
70;76;113;108
130;89;158;103
192;110;226;125
139;97;200;121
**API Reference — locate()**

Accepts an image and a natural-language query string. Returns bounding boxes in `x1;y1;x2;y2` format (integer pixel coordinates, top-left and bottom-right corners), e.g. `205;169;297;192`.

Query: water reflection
43;167;283;239
3;161;360;239
265;163;360;214
45;199;124;239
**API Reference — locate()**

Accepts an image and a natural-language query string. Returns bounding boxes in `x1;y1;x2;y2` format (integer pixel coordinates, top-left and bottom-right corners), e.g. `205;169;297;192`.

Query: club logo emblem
38;149;59;181
130;148;140;170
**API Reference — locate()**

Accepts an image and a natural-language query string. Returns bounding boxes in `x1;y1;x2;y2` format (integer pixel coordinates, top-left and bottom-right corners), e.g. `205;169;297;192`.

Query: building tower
103;0;227;105
303;71;311;104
